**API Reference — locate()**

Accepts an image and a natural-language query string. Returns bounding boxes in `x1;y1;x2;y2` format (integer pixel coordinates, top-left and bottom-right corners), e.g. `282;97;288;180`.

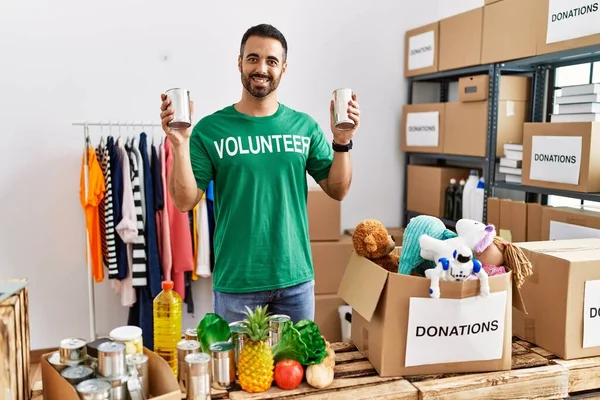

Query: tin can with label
60;338;88;365
61;365;95;385
209;341;236;390
228;321;246;370
126;372;145;400
101;375;129;400
332;88;355;130
185;352;211;400
97;341;126;378
76;379;111;400
185;328;198;341
126;353;149;399
165;88;192;129
269;314;290;347
177;339;201;385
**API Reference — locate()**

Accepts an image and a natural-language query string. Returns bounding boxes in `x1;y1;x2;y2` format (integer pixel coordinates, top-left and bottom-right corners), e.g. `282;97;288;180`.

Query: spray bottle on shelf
453;178;466;221
444;178;457;220
472;177;485;223
462;170;480;220
153;280;182;376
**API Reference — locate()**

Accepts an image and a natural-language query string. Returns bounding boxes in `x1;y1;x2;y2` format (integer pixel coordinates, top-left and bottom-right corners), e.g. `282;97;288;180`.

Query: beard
241;70;281;99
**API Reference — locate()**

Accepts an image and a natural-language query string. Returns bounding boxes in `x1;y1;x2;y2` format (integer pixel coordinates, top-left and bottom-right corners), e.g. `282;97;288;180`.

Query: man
159;23;360;323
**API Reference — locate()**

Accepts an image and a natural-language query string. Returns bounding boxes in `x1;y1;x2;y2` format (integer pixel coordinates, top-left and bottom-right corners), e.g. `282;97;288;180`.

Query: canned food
185;328;198;341
185;352;211;400
109;325;144;355
165;88;192;129
126;353;149;399
61;365;94;385
209;341;236;390
48;351;69;372
228;321;246;369
177;339;201;384
59;338;87;365
97;341;126;378
269;314;290;347
332;88;355;130
76;379;111;400
126;373;145;400
100;375;129;400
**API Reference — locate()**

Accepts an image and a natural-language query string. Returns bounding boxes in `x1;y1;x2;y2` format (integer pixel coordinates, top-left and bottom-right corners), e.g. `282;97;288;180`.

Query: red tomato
274;359;304;390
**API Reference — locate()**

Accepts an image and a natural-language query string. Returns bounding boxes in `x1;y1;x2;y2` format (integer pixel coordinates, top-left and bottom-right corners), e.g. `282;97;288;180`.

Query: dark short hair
240;24;288;61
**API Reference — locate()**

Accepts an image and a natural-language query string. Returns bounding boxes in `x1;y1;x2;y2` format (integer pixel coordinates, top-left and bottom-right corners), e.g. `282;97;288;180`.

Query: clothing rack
75;120;162;342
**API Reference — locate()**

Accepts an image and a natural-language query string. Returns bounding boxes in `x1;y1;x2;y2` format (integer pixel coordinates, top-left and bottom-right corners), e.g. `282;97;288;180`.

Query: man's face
238;36;287;99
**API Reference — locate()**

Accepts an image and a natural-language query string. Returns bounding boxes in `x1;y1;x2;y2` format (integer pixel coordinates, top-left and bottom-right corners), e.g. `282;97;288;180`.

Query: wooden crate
0;279;30;400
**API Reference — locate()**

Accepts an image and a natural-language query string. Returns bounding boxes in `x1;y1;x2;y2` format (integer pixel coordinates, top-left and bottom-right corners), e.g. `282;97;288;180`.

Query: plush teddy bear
352;219;399;273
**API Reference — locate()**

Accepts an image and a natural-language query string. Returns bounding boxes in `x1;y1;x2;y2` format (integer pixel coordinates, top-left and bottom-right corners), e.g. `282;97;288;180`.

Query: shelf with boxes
402;0;600;226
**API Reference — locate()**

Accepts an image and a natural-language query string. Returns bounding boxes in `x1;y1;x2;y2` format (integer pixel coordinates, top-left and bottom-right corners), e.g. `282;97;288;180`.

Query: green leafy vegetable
196;313;231;353
272;319;327;366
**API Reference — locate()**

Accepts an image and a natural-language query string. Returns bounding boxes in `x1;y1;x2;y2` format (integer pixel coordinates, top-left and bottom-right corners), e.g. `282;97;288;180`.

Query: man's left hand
330;92;360;145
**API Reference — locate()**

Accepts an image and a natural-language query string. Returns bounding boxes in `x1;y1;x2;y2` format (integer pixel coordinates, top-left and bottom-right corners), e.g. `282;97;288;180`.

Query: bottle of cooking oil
153;280;182;376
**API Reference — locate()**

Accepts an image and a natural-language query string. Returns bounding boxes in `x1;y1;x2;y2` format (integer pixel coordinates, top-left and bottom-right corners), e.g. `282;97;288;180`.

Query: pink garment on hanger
164;138;194;299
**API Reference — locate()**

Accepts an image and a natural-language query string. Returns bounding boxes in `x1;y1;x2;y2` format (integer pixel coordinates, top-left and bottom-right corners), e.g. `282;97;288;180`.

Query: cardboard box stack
308;188;353;343
0;279;30;400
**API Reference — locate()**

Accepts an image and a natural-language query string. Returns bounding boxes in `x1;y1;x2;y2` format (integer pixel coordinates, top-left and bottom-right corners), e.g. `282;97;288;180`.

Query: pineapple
237;305;275;393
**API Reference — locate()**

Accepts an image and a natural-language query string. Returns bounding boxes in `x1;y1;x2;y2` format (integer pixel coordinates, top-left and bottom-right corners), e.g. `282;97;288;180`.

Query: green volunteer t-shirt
189;103;334;293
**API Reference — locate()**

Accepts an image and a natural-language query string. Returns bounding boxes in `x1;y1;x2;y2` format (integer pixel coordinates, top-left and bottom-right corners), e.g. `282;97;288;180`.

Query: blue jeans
213;280;315;324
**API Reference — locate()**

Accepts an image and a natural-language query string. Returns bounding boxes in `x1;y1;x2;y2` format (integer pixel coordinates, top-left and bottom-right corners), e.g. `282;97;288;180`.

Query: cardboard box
514;239;600;360
308;188;341;241
0;279;30;400
522;122;600;193
499;199;527;243
439;7;484;71
401;103;445;154
405;22;439;77
481;0;540;63
315;294;347;343
487;197;501;228
41;347;181;400
311;236;354;295
536;0;600;56
527;203;544;242
406;165;473;218
485;0;503;3
445;75;531;157
338;248;516;376
541;206;600;241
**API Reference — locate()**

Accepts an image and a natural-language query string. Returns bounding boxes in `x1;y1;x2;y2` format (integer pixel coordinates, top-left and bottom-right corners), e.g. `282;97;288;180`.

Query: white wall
0;0;482;350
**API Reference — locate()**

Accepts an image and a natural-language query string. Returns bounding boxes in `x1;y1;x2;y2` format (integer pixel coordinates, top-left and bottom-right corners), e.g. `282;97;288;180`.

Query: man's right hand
160;93;194;146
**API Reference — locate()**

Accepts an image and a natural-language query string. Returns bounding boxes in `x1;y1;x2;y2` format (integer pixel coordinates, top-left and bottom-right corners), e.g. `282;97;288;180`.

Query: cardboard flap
337;251;389;322
513;278;527;314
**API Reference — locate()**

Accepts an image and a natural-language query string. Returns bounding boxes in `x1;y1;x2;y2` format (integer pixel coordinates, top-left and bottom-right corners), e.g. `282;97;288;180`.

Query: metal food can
269;314;290;347
177;339;201;386
76;378;111;400
126;373;145;400
228;321;246;369
185;352;211;400
126;353;149;399
59;338;87;365
185;328;198;341
48;351;69;372
100;375;129;400
332;88;355;130
97;341;126;378
61;365;95;385
209;341;236;390
165;88;192;129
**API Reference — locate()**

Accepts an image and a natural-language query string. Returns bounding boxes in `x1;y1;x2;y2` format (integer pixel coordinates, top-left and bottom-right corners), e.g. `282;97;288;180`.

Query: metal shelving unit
403;42;600;228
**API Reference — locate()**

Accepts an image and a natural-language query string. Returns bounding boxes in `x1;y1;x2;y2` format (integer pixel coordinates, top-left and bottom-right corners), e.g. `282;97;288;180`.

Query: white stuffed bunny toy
419;219;492;299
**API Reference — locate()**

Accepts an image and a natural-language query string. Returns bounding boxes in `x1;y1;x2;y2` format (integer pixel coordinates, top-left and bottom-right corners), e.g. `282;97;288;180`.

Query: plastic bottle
153;280;182;376
444;178;457;220
472;177;485;223
453;179;465;221
462;170;480;220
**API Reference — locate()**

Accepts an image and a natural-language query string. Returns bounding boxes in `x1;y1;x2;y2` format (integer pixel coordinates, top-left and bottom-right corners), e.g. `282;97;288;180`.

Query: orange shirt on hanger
80;146;106;282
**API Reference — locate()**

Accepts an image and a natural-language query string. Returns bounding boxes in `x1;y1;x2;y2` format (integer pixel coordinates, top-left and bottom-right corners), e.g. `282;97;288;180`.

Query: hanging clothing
191;205;199;281
108;137;128;280
206;181;216;272
196;197;211;278
80;146;106;283
157;142;172;281
164;138;194;299
97;140;118;277
114;145;138;307
139;133;162;298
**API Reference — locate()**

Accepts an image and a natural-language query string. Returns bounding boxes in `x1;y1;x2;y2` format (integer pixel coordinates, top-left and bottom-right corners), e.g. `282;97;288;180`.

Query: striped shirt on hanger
100;139;118;277
126;142;148;287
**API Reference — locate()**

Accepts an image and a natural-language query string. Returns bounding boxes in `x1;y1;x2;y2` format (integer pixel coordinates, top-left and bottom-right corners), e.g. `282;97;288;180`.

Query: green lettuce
272;319;327;366
196;313;231;353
